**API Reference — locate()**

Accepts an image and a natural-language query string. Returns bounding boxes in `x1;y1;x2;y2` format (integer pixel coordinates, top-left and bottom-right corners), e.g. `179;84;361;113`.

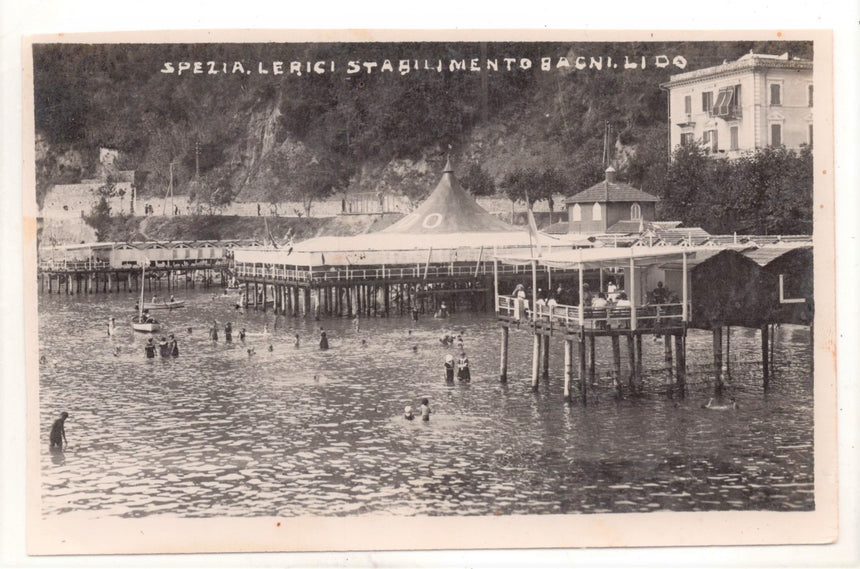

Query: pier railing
234;262;544;283
497;294;688;331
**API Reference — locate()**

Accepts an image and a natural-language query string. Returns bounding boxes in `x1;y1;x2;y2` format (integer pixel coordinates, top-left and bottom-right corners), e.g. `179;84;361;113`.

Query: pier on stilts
36;239;259;295
493;243;813;403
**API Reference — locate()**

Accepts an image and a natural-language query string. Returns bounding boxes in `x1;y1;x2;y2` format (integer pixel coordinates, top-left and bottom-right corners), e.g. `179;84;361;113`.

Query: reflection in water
39;291;813;517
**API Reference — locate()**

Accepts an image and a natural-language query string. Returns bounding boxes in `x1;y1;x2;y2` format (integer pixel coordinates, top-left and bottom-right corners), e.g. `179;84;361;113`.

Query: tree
190;174;237;215
460;163;496;197
269;146;349;218
500;167;564;214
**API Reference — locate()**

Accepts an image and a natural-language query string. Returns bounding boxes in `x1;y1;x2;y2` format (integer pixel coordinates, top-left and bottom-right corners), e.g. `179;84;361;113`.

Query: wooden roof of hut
756;246;814;325
690;249;765;329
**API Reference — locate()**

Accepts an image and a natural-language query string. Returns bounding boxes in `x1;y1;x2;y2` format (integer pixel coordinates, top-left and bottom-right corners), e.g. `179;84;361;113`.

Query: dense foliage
34;40;813;235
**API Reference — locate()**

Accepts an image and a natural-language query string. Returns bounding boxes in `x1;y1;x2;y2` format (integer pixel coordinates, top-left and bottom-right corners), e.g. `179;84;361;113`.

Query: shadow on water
38;290;813;517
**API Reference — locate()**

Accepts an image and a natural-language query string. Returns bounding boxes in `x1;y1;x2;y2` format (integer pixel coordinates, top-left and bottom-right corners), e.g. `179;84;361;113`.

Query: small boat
131;261;162;332
131;314;161;333
139;300;185;310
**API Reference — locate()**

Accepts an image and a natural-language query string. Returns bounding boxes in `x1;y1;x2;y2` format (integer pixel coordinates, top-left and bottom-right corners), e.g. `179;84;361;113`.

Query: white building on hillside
662;52;813;159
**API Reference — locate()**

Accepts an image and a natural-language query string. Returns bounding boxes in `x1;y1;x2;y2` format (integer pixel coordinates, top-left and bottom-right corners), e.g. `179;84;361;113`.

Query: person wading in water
49;412;69;449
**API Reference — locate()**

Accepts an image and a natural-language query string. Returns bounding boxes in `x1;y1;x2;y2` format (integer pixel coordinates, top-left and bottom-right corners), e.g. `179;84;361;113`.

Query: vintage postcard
22;29;836;555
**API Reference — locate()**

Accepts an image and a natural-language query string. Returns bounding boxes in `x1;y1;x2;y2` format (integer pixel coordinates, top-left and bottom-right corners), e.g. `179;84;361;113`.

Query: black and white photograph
19;29;837;555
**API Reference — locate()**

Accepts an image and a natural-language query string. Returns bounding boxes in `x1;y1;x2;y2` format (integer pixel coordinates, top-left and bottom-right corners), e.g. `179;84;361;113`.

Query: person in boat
457;351;471;382
404;406;415;421
158;336;170;357
319;330;329;350
49;411;69;449
444;354;455;384
420;398;431;422
144;338;156;359
224;322;233;343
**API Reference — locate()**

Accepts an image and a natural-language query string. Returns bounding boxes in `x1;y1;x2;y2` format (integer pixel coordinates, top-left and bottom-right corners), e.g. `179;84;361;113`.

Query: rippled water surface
38;290;814;517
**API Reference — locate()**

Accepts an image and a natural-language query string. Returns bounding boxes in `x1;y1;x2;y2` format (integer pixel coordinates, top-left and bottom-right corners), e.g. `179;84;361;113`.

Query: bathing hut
689;249;765;330
749;245;814;326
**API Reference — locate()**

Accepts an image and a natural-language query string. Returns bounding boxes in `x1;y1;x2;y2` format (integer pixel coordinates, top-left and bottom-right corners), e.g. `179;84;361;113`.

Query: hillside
33;41;812;208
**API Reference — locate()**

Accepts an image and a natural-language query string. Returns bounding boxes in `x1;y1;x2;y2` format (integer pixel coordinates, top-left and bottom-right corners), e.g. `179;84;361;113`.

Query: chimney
604;166;615;203
604;166;616;184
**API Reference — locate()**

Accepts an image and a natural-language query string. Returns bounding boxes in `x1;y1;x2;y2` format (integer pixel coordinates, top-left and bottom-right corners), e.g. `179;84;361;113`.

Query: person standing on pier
457;351;471;382
224;322;233;343
49;411;69;450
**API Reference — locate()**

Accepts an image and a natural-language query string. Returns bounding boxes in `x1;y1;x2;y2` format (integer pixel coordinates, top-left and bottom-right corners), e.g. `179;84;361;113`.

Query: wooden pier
37;260;229;295
232;260;582;319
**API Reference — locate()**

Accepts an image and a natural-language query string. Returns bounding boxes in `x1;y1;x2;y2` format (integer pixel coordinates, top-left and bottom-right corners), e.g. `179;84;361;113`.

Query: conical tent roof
381;159;521;234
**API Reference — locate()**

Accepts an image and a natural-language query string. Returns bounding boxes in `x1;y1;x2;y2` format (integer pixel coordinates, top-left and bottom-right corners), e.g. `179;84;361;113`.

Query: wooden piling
761;324;770;390
664;335;674;385
563;338;572;402
713;326;724;395
499;325;509;382
626;335;636;392
611;335;622;398
588;336;596;385
541;333;550;380
674;333;686;397
531;333;540;392
635;334;643;393
578;336;587;404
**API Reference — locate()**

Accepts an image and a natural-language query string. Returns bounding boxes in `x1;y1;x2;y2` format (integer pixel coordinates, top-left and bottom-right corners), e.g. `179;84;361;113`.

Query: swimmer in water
186;327;193;335
420;398;431;422
294;334;300;348
319;330;329;350
412;345;418;353
49;411;69;449
268;344;273;352
247;348;255;357
444;354;455;383
361;339;367;347
404;406;415;421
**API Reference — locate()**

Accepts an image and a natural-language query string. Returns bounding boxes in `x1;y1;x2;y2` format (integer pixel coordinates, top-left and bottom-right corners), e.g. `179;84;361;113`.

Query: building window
630;203;641;220
684;95;691;115
808;123;813;147
680;132;694;146
572;203;582;221
770;83;781;106
808;84;813;107
713;85;742;119
730;126;739;150
592;202;602;221
702;130;718;153
702;91;713;114
770;123;782;146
